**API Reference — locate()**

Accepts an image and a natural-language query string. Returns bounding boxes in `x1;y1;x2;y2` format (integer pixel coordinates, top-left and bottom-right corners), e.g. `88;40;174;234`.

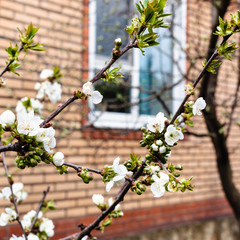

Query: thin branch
30;186;50;232
74;160;146;240
63;162;102;175
170;28;238;125
1;150;27;238
0;43;24;78
40;96;78;128
184;130;210;137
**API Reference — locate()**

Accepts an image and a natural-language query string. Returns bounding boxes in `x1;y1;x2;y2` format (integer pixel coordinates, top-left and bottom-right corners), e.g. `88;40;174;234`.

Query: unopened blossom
156;139;163;146
40;69;54;79
92;194;105;205
82;82;103;104
0;110;15;127
53;152;64;166
147;112;168;133
151;143;158;151
150;173;169;198
39;218;54;237
164;125;184;146
192;97;206;115
106;157;133;192
159;146;166;154
17;111;42;137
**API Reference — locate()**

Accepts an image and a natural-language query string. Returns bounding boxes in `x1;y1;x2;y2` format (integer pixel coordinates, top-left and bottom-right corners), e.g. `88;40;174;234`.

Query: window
88;0;186;129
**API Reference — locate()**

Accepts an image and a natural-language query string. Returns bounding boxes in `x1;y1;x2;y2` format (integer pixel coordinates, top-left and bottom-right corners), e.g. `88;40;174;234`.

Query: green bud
102;218;112;227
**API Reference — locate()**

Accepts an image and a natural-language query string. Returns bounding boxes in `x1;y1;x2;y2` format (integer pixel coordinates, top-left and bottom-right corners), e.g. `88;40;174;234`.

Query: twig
1;149;27;238
0;43;24;78
30;186;50;232
63;162;102;175
170;28;238;125
74;160;146;240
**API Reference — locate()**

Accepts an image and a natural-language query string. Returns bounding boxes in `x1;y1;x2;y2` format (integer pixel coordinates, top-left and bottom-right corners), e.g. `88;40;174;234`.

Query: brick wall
0;0;240;239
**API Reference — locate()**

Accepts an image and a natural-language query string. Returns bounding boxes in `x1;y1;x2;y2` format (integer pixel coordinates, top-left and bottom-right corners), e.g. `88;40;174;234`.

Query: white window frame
88;0;187;129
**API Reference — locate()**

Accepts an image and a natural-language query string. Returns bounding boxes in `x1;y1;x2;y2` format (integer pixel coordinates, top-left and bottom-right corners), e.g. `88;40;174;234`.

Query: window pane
96;0;131;58
139;27;173;116
94;77;131;114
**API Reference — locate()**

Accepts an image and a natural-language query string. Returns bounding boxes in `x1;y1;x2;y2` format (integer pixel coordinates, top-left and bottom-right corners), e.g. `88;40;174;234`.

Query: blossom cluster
102;157;133;192
0;182;55;240
0;109;65;170
0;182;27;203
35;69;62;104
16;97;43;115
7;210;54;240
92;194;123;231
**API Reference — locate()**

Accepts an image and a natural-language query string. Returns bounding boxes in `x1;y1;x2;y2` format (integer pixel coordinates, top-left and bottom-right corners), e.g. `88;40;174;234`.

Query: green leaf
218;42;238;61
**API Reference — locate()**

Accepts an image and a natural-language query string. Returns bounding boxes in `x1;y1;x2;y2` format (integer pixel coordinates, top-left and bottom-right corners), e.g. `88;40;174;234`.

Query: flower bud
114;38;122;49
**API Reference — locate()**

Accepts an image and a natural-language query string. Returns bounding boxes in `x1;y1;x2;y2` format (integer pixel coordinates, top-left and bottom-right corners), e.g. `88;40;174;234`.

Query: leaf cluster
202;59;222;74
102;66;124;83
126;0;170;55
18;23;45;52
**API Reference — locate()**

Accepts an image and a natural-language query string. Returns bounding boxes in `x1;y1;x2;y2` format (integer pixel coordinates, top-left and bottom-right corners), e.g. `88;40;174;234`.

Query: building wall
0;0;239;239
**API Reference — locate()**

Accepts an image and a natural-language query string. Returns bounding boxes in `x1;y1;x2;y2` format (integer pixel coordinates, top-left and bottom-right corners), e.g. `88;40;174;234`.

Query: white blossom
22;210;42;231
0;212;10;226
92;194;104;205
1;182;27;203
53;152;64;166
167;181;177;192
45;82;62;104
164;125;184;146
91;91;103;104
16;97;43;114
159;146;166;154
0;208;17;226
192;97;206;116
43;134;56;153
27;233;39;240
82;82;93;95
82;82;103;104
36;127;56;153
40;69;54;79
156;139;163;146
150;173;169;198
81;236;88;240
10;235;25;240
151;143;158;151
39;218;54;237
35;81;51;100
147;112;168;133
145;165;160;175
0;110;15;127
17;111;42;137
106;157;133;192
